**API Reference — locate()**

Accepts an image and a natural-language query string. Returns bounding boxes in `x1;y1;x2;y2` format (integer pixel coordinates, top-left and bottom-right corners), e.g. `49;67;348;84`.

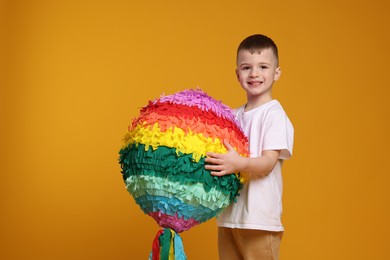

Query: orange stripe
136;111;248;155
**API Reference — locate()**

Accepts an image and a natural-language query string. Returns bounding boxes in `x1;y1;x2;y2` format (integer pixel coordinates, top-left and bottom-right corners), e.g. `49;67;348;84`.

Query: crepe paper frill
119;88;248;259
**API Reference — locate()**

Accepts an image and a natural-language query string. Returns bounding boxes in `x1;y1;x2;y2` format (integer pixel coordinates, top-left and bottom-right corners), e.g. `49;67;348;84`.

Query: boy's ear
274;67;281;81
235;68;240;81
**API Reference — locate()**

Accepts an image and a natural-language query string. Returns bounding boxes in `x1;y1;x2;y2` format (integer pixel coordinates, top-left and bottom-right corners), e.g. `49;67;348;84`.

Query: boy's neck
245;96;273;111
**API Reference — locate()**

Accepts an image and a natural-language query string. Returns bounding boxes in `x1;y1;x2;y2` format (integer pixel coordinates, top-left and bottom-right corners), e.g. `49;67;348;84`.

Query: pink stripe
148;211;200;233
156;89;236;122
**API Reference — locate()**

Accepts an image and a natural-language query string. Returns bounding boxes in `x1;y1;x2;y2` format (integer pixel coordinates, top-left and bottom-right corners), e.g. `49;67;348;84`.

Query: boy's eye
260;65;268;69
243;66;251;70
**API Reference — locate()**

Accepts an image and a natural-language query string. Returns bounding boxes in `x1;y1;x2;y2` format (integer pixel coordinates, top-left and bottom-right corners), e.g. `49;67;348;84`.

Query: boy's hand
205;140;243;176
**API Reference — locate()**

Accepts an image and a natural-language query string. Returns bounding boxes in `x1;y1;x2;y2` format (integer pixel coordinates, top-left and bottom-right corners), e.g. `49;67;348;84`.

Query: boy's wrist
237;156;248;174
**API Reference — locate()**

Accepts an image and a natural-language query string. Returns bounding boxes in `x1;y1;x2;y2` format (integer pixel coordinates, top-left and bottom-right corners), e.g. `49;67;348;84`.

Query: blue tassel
173;231;187;260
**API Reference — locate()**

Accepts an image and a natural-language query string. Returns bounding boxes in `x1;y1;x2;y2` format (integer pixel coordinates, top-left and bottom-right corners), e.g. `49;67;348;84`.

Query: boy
205;34;294;260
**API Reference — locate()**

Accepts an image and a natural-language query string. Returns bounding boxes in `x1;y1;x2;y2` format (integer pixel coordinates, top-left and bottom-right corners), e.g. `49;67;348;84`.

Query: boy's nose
250;68;259;77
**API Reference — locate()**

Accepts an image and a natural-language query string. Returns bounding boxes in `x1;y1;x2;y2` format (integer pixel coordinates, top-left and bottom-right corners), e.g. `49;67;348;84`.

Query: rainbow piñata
119;89;248;259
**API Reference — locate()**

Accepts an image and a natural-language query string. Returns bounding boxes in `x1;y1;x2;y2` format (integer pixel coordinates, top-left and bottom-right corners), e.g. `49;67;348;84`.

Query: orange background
1;0;390;259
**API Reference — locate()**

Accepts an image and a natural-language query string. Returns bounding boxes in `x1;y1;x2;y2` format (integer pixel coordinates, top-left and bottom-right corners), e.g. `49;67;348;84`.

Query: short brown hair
237;34;279;65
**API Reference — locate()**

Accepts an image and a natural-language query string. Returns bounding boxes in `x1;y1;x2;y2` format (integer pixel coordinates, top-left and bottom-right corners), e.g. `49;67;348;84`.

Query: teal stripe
126;175;231;211
135;195;222;223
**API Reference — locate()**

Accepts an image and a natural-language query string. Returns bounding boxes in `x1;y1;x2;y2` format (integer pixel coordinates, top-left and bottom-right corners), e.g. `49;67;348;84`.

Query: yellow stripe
123;122;227;162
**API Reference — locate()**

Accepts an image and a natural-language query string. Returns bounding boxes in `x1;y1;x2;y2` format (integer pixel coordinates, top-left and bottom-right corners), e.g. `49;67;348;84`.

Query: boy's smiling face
236;48;281;107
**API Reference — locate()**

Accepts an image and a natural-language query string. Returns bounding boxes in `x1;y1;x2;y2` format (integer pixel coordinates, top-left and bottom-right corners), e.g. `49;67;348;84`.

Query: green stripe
119;143;242;204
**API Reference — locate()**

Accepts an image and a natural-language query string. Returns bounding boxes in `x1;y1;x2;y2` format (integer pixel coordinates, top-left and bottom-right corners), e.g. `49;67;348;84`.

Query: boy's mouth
248;81;263;86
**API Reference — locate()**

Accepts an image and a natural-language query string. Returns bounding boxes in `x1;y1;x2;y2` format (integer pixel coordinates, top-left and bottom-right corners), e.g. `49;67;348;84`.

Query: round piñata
119;88;248;259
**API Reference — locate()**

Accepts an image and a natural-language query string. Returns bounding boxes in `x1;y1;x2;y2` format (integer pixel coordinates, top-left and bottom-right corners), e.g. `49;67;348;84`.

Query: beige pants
218;227;283;260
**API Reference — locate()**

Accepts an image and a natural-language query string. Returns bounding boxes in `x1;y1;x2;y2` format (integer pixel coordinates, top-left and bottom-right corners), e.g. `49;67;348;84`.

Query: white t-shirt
217;100;294;231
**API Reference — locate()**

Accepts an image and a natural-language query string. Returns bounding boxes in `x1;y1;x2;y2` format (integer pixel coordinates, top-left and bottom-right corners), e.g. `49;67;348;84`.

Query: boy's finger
210;171;227;177
205;157;221;164
206;152;222;159
205;163;222;170
210;171;222;176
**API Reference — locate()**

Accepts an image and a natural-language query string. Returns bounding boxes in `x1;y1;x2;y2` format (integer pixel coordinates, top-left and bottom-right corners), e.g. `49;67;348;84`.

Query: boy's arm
204;140;280;179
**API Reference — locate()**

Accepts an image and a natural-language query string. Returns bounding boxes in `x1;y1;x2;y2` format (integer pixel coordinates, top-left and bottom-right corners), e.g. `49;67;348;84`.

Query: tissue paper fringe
123;123;224;163
127;103;248;156
126;175;231;210
148;212;199;233
135;195;223;225
157;88;235;122
119;144;243;202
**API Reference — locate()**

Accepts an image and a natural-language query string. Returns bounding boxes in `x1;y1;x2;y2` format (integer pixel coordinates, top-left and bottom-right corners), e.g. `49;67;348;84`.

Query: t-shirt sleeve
262;109;294;160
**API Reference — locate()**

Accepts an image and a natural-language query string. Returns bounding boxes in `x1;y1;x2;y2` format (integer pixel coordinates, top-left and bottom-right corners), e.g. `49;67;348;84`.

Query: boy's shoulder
257;100;292;128
266;100;291;121
257;100;286;115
